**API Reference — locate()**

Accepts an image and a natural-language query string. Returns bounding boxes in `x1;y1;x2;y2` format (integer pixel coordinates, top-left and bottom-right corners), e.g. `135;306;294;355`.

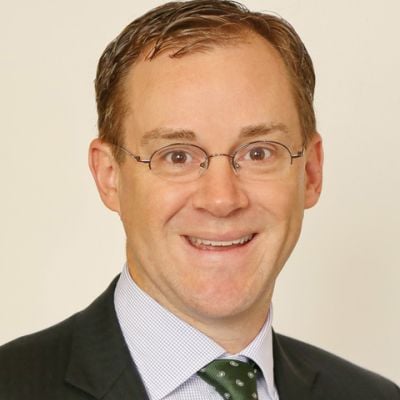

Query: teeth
188;234;253;247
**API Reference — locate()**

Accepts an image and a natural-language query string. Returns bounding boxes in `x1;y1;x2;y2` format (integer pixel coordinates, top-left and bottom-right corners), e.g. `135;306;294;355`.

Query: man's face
97;34;322;327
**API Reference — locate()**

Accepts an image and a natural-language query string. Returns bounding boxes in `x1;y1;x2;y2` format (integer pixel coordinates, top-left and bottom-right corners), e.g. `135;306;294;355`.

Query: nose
191;155;249;218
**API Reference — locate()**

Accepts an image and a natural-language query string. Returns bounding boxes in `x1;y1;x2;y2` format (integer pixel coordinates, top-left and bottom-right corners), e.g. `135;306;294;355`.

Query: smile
186;234;255;249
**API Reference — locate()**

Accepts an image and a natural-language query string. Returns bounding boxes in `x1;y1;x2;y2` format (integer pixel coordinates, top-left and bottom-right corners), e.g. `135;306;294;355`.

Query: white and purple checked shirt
114;264;279;400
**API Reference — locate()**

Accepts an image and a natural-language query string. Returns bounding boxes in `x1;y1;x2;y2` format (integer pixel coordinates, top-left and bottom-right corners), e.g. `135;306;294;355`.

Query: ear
304;133;324;209
88;138;121;213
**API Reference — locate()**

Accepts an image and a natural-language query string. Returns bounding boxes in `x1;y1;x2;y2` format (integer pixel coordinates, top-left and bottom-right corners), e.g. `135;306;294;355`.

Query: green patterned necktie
197;359;259;399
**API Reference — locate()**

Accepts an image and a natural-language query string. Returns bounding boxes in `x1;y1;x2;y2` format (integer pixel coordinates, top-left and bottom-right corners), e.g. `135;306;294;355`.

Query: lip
182;233;257;253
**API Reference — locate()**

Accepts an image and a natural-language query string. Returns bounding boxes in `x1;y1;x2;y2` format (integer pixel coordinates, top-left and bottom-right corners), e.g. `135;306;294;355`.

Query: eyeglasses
116;141;304;183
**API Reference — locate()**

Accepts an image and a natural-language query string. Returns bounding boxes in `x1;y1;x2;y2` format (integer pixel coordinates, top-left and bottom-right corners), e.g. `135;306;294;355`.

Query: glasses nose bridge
205;153;237;174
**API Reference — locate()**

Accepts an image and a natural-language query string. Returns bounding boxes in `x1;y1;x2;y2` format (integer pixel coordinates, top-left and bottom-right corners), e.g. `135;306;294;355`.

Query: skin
89;33;323;353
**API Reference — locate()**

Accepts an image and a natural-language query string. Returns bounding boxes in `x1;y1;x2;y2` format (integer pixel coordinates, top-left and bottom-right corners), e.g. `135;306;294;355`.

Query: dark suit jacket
0;276;399;399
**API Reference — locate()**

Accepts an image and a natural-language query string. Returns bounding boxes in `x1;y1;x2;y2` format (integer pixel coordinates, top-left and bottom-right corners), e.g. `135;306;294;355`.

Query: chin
191;298;262;324
182;280;267;321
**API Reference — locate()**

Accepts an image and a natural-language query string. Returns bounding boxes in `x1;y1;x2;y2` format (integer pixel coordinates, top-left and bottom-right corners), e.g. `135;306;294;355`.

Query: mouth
185;233;256;251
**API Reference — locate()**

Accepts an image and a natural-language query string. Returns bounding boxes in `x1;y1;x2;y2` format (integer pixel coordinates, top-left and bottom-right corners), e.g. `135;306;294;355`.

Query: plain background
1;0;399;384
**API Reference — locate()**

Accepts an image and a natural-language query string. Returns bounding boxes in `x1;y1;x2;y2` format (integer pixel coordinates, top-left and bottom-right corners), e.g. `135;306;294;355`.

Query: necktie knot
198;359;259;399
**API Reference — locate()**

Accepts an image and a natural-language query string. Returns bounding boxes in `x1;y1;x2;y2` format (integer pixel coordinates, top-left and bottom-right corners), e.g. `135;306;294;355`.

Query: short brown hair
95;0;316;161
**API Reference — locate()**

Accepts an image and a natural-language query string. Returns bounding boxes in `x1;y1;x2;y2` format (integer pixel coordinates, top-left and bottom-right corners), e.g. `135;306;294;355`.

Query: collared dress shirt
114;264;279;400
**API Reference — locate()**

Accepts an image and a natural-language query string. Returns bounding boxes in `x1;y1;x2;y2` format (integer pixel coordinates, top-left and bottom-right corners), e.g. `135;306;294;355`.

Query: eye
243;145;273;161
155;145;199;167
165;150;192;164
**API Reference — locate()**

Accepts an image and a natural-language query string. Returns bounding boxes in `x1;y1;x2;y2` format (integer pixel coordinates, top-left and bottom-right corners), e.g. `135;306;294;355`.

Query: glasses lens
151;144;207;182
234;141;291;180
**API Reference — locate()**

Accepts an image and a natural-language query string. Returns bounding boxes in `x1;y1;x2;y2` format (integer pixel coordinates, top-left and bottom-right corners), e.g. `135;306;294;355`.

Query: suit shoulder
275;333;400;398
0;313;76;385
1;313;75;345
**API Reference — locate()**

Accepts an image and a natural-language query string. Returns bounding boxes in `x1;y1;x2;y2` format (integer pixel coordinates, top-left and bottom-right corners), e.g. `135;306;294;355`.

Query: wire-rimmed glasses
116;141;304;182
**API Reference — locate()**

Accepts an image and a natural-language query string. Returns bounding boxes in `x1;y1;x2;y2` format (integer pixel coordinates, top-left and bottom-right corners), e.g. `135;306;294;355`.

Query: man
0;0;398;399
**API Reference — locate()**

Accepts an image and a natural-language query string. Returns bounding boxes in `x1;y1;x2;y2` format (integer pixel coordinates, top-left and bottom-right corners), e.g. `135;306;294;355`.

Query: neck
127;261;273;354
185;299;272;354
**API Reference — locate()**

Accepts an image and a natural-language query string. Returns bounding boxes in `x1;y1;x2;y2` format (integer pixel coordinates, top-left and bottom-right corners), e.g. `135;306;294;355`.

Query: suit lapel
273;331;318;400
64;276;149;400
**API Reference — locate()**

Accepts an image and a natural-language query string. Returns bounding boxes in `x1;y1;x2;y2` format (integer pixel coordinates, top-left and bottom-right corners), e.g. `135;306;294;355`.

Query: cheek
253;178;305;221
119;175;193;235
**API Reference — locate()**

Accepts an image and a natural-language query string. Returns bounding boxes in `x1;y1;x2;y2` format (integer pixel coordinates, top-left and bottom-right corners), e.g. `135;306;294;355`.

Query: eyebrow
238;122;289;139
140;128;196;146
140;122;289;146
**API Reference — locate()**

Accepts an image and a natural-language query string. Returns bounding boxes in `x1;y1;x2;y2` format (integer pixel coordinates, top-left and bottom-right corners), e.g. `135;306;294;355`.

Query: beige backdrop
1;0;399;384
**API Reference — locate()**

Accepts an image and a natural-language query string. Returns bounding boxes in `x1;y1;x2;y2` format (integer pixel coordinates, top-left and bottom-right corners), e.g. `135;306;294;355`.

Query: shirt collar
114;263;276;399
231;307;276;398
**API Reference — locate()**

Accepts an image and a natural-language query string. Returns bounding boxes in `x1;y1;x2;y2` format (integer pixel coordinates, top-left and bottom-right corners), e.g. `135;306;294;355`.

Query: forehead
121;34;300;147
